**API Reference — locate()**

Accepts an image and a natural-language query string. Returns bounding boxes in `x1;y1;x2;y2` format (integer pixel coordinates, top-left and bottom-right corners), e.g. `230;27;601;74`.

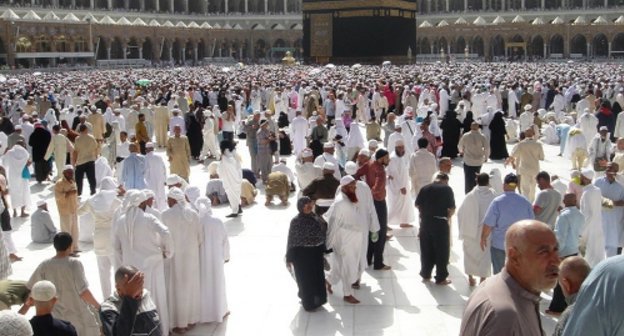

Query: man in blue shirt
121;143;146;190
481;173;535;274
548;193;585;315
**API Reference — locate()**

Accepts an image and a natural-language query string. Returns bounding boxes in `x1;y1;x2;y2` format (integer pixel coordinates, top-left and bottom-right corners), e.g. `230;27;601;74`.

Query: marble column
193;46;198;64
521;0;525;9
155;0;159;11
139;46;143;59
543;43;547;58
225;0;228;12
283;0;287;12
264;0;268;13
181;47;186;63
124;0;128;9
608;42;611;58
464;0;467;11
107;47;111;59
169;0;174;12
168;47;173;62
140;0;145;10
244;0;248;12
586;42;591;58
123;46;127;59
445;0;449;11
107;0;112;9
90;0;94;8
541;0;545;9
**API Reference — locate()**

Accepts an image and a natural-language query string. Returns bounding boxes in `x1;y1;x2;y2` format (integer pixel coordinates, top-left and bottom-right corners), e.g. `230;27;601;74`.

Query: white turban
340;175;355;187
322;162;336;171
344;161;358;175
100;177;117;191
195;196;213;217
167;187;186;204
122;190;147;249
185;186;201;206
0;310;33;336
581;168;595;180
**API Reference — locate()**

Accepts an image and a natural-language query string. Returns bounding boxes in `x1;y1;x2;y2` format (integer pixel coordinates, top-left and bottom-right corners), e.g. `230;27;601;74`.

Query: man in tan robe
53;166;80;254
166;125;191;182
154;102;170;148
87;108;105;141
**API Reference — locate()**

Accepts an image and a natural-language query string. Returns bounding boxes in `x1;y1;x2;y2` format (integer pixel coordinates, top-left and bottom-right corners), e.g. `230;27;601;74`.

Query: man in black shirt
27;280;77;336
415;173;456;285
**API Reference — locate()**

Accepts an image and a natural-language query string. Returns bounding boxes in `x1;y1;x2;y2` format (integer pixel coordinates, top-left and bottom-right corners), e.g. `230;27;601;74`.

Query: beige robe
154;106;171;147
54;178;79;251
166;136;191;181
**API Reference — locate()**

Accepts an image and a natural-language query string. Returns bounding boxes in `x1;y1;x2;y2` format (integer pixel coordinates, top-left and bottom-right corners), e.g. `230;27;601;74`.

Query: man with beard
29;122;52;183
386;140;414;228
416;173;456;285
460;220;561;336
324;176;379;304
356;149;391;270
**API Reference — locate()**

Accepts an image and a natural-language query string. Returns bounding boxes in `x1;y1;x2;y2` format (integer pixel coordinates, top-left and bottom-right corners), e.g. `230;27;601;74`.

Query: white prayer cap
340;175;356;187
207;162;220;176
31;280;56;301
344;161;358;175
404;106;414;116
253;110;261;115
571;170;581;178
14;125;22;130
166;174;183;186
145;142;154;149
581;168;595;180
185;186;201;205
0;310;33;336
322;162;336;171
323;142;334;149
599;126;608;132
301;149;313;158
524;104;532;111
583;108;590;113
395;139;405;146
36;200;46;207
100;177;117;191
167;187;186;203
368;139;379;148
63;165;74;171
358;148;371;157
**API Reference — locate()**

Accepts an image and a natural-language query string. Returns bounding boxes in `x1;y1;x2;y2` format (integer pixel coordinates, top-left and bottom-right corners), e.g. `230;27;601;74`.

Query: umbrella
351;63;362;69
136;79;151;86
324;63;335;69
382;61;391;66
33;72;42;76
221;67;231;72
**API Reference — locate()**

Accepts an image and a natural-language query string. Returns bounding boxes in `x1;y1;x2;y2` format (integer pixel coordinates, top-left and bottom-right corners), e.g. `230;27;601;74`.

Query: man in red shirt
356;149;391;270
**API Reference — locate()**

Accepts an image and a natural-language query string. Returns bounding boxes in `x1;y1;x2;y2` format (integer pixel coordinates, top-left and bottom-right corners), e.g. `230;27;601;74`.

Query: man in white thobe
161;188;202;333
409;137;437;197
168;109;185;136
194;197;230;323
144;142;167;211
507;86;519;118
386;140;414;228
593;163;624;257
578;108;599;145
290;111;309;158
578;169;605;267
201;111;220;160
387;124;406;155
324;176;380;304
314;143;341;181
44;125;73;181
112;190;173;335
509;128;544;202
564;127;588;170
295;149;321;190
457;173;497;285
153;102;170;148
218;142;243;218
4;141;31;217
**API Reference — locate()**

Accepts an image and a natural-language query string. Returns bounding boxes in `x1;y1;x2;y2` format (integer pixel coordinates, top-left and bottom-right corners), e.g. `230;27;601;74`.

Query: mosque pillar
90;0;94;8
71;0;76;7
155;0;159;11
541;0;544;8
122;46;127;59
284;0;287;12
170;0;174;12
426;0;431;12
107;0;112;9
181;47;186;63
264;0;268;13
445;0;449;11
184;0;188;12
225;0;228;12
193;45;198;64
604;0;608;7
482;0;487;10
140;0;145;10
106;47;111;60
168;47;173;62
244;0;248;12
543;43;547;59
521;0;525;9
124;0;129;9
501;0;505;10
239;46;243;60
139;46;143;59
464;0;467;11
608;41;612;58
563;39;569;58
586;42;591;58
582;0;586;8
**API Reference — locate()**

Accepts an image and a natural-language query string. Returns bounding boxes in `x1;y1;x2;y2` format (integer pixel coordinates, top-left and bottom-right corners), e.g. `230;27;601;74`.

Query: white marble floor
7;136;570;335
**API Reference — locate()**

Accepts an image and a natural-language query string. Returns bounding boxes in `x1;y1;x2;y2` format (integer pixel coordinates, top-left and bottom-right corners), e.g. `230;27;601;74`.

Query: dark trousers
223;131;234;142
34;160;49;183
75;161;96;196
139;141;146;155
463;164;482;194
367;200;387;269
419;219;450;282
549;253;577;312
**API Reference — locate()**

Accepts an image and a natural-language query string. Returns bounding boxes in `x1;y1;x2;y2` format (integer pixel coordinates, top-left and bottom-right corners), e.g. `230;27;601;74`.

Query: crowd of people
0;62;622;335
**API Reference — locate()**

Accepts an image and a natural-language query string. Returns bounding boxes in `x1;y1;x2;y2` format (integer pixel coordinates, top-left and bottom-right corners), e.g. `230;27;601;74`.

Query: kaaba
302;0;417;64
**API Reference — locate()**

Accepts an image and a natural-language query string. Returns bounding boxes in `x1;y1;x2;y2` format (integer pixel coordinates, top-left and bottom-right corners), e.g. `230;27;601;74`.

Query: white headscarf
195;196;213;217
89;176;118;211
122;190;147;249
185;186;201;209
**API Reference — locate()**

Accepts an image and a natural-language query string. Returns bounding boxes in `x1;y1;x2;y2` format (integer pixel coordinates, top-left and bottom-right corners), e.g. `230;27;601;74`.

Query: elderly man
387;140;414;228
409;138;437;197
481;173;535;274
121;143;146;190
144;142;167;211
72;124;99;196
457;173;497;286
324;176;380;304
593;162;624;257
31;200;57;244
25;233;100;336
509;128;544;202
314;141;341;181
578;168;605;267
458;121;490;194
416;173;456;285
113;190;173;335
54;165;80;254
166;125;191;182
551;257;591;335
100;266;162;336
162;188;202;334
460;220;561;336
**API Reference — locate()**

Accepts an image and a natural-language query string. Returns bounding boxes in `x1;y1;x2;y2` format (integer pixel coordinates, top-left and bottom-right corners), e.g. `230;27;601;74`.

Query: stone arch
592;33;608;58
490;35;504;57
612;33;624;58
529;35;544;58
127;38;141;59
197;39;207;60
472;36;484;56
110;37;124;59
570;34;587;56
96;37;108;59
172;38;184;64
255;39;268;59
34;35;52;52
142;38;154;61
418;37;431;54
550;34;564;55
455;36;466;55
54;35;71;52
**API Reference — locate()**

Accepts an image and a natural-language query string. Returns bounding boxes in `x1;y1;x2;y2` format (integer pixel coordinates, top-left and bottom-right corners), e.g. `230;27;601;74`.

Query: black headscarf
286;197;326;250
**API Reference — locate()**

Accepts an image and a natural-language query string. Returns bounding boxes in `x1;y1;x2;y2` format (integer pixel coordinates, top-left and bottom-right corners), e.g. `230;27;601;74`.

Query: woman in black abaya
285;197;328;312
489;111;509;160
440;110;462;158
